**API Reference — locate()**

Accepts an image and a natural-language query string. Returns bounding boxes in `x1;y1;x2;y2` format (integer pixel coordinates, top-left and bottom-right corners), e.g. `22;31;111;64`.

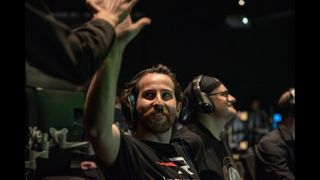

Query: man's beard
139;113;175;133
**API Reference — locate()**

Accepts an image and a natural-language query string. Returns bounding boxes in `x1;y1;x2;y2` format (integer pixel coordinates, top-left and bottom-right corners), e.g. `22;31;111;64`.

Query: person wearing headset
171;75;241;180
255;88;295;180
83;15;200;179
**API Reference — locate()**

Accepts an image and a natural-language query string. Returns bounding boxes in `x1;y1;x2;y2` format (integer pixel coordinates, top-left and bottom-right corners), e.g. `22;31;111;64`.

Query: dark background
42;0;294;111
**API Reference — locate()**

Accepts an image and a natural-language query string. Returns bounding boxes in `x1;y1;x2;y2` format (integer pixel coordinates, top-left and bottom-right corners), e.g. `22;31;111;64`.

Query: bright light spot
239;141;248;150
238;0;245;6
237;111;248;121
273;113;282;122
242;17;248;24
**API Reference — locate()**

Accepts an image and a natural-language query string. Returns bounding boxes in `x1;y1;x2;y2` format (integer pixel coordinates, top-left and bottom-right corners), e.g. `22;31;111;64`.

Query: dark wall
45;0;295;110
120;0;294;110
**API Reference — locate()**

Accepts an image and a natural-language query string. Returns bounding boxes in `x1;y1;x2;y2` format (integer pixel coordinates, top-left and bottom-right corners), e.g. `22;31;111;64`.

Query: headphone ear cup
191;75;214;113
199;92;214;113
178;96;190;123
127;94;136;130
121;94;136;130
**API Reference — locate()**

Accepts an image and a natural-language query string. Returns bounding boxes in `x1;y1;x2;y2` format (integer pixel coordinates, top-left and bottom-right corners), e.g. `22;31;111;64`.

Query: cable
177;131;193;168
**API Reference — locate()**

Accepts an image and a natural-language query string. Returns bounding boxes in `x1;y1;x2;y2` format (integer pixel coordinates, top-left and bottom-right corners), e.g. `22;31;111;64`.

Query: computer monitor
34;88;85;135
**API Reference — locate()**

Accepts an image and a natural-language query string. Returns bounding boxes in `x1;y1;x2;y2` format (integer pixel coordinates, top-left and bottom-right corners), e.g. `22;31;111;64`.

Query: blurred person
247;99;270;147
25;0;138;158
26;0;138;85
25;0;139;133
229;114;246;151
255;88;295;180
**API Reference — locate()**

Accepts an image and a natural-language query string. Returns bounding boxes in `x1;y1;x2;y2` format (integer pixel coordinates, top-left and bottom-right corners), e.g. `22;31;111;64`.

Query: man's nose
153;95;164;112
154;103;164;112
228;94;236;104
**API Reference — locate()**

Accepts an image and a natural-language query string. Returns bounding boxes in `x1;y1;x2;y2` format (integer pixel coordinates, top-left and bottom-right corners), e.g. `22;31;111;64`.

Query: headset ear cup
127;94;136;130
191;75;214;113
121;93;136;130
178;96;189;123
200;92;214;113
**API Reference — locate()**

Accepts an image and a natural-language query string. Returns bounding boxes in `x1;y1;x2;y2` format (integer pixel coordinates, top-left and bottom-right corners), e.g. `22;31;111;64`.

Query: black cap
184;75;222;108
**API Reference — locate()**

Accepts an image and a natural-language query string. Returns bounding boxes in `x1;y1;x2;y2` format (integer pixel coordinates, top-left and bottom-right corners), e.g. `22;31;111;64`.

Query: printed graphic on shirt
156;156;196;180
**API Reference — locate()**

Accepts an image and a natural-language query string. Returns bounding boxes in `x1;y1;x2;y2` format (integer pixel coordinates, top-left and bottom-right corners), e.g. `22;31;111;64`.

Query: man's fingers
86;0;102;13
131;17;151;31
122;0;139;12
126;0;139;8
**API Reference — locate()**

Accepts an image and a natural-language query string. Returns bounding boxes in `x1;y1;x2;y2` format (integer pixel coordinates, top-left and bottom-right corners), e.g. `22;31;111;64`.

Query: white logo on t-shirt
169;157;194;175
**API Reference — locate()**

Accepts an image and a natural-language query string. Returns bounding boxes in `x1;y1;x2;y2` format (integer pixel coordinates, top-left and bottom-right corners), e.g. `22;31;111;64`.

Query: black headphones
177;96;190;123
191;75;214;113
124;93;137;130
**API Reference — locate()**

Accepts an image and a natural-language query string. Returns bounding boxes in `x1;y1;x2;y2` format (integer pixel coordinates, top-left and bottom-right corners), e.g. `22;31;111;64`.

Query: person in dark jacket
255;88;295;180
26;0;138;85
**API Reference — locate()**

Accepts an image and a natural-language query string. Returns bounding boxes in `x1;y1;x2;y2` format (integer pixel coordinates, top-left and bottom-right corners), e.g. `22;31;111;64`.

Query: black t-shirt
98;132;200;180
171;122;228;180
